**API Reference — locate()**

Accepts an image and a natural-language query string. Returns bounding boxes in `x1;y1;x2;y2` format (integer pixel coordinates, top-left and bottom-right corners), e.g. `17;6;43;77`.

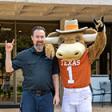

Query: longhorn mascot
45;17;106;112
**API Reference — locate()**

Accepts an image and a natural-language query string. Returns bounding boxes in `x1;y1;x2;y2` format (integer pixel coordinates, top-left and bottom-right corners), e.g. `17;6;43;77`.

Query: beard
34;42;44;52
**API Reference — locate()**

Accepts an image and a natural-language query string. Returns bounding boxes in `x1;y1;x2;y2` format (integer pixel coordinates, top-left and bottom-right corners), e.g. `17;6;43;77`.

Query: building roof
0;0;112;22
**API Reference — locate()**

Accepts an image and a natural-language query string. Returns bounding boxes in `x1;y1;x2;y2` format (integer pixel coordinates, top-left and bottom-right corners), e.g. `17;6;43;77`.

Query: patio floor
0;104;112;112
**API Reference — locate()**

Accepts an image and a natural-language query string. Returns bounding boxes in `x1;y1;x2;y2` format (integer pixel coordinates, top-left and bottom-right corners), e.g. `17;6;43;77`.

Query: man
5;26;60;112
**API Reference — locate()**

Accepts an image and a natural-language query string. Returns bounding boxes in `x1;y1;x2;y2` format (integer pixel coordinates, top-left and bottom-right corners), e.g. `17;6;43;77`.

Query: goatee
34;44;44;52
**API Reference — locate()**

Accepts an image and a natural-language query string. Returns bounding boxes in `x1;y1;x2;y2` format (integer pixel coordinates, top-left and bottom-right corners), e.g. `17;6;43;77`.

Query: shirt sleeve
12;54;23;70
52;56;60;75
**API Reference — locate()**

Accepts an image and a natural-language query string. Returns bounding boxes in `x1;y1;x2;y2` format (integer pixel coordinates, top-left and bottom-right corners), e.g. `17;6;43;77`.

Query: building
0;0;112;107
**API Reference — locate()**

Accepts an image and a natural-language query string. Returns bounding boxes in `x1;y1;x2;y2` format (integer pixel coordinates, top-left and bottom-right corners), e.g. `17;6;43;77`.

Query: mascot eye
76;36;80;42
60;38;64;43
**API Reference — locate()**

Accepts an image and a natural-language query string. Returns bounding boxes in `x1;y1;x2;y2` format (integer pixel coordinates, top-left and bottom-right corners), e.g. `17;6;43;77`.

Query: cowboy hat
56;19;88;34
45;19;97;44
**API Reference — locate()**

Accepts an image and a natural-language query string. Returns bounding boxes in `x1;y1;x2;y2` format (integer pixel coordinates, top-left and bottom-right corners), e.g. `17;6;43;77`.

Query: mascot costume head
45;17;106;88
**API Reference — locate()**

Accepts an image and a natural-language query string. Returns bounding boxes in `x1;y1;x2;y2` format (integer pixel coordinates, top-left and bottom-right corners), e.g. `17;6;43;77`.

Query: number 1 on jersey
67;66;74;84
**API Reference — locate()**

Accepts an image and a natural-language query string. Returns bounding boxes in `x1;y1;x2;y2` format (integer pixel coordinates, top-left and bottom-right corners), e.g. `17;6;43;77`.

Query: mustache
36;40;43;43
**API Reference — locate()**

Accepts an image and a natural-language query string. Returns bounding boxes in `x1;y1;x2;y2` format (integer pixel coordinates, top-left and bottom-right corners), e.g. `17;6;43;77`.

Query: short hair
32;26;46;35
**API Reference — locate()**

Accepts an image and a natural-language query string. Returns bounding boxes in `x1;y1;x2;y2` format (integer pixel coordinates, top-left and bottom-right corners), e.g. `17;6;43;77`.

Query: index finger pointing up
12;39;15;45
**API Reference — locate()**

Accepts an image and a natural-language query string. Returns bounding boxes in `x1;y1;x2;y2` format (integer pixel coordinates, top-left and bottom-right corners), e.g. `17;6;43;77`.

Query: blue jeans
20;90;53;112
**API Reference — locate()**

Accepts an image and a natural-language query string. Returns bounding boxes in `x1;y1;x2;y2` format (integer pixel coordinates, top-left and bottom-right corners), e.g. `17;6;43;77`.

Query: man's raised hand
5;39;15;53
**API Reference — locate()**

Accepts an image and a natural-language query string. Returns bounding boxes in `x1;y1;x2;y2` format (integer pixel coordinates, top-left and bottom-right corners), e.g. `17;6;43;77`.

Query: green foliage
17;33;32;51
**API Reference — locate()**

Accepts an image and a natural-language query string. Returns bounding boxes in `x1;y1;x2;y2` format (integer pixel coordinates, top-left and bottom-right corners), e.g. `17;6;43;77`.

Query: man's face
31;29;45;46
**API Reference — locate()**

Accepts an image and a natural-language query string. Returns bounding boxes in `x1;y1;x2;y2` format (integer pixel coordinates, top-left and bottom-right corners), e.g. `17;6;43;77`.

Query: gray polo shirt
12;46;59;91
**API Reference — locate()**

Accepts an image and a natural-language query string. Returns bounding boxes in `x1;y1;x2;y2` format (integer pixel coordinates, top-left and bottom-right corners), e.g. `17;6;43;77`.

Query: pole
13;21;17;104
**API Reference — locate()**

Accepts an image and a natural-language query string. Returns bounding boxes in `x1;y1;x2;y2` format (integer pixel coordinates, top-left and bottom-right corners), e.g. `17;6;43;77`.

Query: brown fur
45;44;55;59
88;32;106;63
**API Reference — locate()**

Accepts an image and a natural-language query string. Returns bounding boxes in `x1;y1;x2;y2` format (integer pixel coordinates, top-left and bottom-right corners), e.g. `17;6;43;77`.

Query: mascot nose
56;50;81;58
56;43;86;60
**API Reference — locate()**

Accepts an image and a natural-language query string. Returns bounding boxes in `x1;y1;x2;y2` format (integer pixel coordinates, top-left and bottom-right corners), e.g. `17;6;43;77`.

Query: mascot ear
45;32;60;44
48;32;59;37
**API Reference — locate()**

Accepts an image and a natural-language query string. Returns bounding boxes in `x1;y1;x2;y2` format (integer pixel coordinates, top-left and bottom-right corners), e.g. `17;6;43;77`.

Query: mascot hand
94;16;104;32
45;44;55;59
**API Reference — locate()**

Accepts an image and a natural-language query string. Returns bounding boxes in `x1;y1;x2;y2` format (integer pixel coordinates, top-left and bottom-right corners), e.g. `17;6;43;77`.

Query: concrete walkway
0;106;61;112
0;104;112;112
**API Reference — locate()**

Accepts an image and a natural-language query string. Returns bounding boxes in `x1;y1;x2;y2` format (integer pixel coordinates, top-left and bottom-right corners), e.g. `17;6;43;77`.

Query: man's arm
6;52;14;73
52;74;60;106
52;74;59;96
5;40;14;73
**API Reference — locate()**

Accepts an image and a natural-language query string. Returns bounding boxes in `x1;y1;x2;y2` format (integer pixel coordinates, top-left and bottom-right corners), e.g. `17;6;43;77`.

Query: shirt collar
30;46;45;55
30;46;37;53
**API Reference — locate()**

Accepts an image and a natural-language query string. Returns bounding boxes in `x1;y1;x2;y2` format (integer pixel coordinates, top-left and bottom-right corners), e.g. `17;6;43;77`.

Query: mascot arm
88;17;107;64
45;44;55;59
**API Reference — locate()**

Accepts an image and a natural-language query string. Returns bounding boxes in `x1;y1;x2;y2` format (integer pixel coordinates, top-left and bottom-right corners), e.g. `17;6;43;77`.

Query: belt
64;86;90;92
31;89;50;96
